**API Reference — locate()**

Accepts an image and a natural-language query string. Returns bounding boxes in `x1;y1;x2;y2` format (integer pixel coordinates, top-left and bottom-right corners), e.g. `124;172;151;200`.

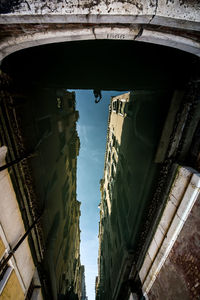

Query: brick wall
148;195;200;300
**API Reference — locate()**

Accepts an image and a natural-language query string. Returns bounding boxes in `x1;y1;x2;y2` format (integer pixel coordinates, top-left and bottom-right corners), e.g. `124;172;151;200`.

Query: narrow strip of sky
74;90;127;300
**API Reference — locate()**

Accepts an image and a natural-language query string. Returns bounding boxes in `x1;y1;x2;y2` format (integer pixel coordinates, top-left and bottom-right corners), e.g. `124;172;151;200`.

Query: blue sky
75;90;126;300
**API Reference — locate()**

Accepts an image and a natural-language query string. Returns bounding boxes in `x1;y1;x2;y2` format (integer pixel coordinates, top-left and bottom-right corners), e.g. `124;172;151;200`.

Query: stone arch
0;24;200;62
0;1;200;62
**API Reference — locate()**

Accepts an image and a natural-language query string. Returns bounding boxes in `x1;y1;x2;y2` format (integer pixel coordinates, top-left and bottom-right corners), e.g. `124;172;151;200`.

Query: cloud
89;148;105;165
77;124;89;149
77;124;105;166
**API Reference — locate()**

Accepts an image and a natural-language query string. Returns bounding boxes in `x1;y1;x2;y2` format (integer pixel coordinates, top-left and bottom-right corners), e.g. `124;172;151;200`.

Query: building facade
96;92;135;300
0;1;199;300
0;73;83;300
96;90;200;300
0;146;41;300
80;266;88;300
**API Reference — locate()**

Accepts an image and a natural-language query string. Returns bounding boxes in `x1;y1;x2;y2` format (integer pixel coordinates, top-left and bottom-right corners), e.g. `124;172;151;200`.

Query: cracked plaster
0;0;199;24
0;0;199;61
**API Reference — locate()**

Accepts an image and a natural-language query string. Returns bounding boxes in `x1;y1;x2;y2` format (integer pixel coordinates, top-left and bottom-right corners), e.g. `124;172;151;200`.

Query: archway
0;30;200;300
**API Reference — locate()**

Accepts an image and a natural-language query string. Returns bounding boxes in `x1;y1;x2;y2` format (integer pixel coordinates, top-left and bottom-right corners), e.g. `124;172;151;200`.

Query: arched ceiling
1;39;198;90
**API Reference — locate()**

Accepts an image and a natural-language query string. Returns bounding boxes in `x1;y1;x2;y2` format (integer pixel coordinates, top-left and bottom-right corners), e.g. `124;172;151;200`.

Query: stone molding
0;25;199;63
139;166;200;296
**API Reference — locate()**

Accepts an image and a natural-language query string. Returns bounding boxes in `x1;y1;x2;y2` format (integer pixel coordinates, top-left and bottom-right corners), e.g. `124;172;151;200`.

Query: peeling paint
0;0;199;24
0;1;199;62
0;0;23;14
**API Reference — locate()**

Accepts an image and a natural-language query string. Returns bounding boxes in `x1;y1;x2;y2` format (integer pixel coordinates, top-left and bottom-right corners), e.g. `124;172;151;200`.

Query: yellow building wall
0;237;5;258
0;270;24;300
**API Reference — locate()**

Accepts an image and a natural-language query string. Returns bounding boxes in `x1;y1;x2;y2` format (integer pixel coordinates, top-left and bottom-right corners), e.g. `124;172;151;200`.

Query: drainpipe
0;129;50;172
0;151;36;171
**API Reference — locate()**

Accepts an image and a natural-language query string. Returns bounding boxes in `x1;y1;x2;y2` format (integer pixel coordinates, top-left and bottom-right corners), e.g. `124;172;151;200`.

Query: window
119;100;126;115
112;100;119;113
108;151;111;162
37;115;52;139
112;134;116;147
111;163;116;179
119;101;123;114
112;101;116;112
112;153;116;168
56;97;63;109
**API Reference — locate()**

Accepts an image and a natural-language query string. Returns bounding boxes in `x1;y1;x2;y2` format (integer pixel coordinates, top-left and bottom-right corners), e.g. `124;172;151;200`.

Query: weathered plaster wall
0;0;200;35
0;0;200;25
0;0;156;15
0;0;199;62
